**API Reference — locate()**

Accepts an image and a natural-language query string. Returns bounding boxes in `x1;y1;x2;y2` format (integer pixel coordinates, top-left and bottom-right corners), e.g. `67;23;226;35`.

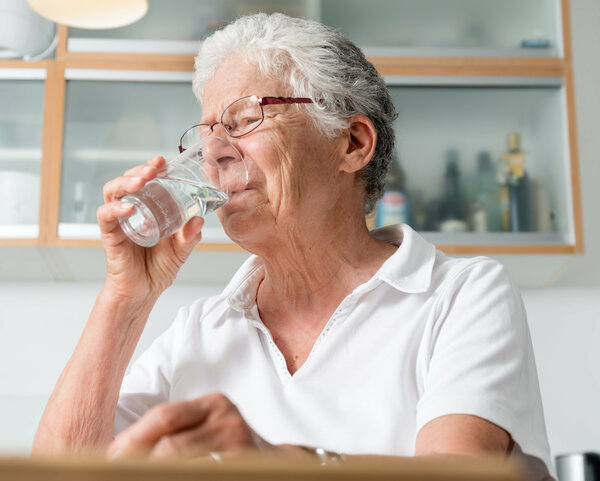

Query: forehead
201;55;286;114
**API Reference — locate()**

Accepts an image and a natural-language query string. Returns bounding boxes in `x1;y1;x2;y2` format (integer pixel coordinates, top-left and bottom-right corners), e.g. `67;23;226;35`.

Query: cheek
240;126;339;213
272;142;304;200
245;134;302;205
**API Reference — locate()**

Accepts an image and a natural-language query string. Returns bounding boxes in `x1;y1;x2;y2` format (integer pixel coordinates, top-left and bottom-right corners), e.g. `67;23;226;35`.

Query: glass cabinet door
58;69;228;242
67;0;316;54
67;0;561;58
322;0;561;57
380;77;574;246
0;70;45;239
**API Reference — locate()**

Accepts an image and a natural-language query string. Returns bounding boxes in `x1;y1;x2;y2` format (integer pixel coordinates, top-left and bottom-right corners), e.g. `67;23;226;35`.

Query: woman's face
202;55;348;247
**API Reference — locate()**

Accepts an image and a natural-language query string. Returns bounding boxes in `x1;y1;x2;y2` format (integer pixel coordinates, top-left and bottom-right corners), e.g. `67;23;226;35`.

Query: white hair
193;13;397;214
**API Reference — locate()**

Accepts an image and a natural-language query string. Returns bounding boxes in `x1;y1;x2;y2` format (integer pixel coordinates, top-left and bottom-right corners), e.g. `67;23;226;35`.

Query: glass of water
118;136;248;247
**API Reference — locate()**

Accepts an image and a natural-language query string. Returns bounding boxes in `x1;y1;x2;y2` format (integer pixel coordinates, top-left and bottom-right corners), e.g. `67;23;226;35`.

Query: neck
254;211;396;317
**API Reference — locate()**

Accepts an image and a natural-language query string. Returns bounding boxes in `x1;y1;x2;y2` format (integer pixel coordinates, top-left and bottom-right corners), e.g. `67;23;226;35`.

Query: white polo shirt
115;224;553;480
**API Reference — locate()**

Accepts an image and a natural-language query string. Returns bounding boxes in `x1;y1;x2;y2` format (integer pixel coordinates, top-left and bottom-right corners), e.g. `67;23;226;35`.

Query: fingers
102;175;145;204
150;216;205;268
149;428;212;460
103;157;165;203
124;155;165;177
107;399;208;459
96;201;134;238
171;216;204;257
107;394;258;462
179;216;204;240
98;157;165;236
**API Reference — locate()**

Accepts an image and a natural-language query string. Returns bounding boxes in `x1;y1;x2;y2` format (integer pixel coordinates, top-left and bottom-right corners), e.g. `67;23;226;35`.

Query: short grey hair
193;13;397;214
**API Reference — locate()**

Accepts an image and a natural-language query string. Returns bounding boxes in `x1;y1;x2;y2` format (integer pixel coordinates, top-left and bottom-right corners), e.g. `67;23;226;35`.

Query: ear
339;115;377;174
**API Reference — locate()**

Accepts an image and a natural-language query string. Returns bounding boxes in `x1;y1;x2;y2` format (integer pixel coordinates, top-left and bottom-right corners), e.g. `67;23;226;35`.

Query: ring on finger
208;451;223;464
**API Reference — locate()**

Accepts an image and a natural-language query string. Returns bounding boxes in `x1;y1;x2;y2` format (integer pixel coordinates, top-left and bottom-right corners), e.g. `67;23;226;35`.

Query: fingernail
120;202;133;211
130;176;142;185
142;166;155;175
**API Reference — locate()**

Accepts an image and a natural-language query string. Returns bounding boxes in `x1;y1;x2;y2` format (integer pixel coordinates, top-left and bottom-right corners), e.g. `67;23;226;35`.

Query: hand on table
107;393;270;461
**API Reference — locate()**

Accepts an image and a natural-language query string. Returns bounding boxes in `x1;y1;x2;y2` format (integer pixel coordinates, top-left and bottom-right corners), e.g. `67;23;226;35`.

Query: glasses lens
180;125;211;151
222;96;263;137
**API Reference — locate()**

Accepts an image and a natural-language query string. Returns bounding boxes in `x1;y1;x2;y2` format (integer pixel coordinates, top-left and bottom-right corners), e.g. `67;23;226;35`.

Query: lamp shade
0;0;55;58
27;0;148;30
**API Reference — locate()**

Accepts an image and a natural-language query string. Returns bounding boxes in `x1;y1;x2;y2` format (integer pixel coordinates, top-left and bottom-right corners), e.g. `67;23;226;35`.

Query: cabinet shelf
55;223;573;247
0;147;42;168
57;223;231;243
67;38;201;55
67;38;560;60
0;225;39;239
66;148;163;164
364;47;559;59
0;148;42;162
422;231;570;246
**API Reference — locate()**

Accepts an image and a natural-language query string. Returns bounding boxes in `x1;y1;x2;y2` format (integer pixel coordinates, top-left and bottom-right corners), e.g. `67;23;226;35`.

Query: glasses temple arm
258;96;315;105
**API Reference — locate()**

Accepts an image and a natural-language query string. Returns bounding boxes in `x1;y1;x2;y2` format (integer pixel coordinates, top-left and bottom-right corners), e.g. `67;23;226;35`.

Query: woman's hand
97;156;204;300
107;393;270;461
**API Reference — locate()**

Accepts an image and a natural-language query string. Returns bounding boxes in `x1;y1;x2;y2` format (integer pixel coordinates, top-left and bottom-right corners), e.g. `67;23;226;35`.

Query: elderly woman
33;13;553;480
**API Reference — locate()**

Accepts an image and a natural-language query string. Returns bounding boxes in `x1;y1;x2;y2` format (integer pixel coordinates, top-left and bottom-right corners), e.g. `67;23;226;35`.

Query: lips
227;183;250;195
228;184;256;197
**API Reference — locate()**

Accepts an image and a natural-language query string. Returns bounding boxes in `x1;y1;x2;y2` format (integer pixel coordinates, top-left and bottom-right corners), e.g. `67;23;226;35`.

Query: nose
205;122;244;162
205;137;238;164
202;137;248;194
208;122;231;138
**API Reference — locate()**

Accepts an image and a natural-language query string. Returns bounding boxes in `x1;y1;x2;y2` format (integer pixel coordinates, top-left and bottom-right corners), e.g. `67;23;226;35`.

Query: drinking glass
118;136;248;247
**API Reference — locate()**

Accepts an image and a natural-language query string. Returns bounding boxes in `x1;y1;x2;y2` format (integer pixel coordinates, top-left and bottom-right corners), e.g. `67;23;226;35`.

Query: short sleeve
415;258;552;473
113;306;189;436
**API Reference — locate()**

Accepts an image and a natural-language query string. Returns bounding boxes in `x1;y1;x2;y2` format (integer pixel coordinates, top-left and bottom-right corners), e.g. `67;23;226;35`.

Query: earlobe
339;115;377;173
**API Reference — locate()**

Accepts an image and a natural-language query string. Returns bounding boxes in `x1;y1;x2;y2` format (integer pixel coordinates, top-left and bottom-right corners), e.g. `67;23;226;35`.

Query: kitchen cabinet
0;0;582;257
388;79;576;252
0;67;46;244
58;70;227;243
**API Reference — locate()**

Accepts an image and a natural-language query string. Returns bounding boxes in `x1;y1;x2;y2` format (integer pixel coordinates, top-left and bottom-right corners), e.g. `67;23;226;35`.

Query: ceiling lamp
27;0;148;30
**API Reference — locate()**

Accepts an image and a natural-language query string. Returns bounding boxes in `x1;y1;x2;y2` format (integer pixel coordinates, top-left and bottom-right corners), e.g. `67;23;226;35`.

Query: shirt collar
223;224;437;310
370;224;436;293
221;255;265;311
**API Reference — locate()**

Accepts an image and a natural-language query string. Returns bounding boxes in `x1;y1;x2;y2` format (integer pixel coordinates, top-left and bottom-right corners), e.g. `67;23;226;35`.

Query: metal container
556;453;600;481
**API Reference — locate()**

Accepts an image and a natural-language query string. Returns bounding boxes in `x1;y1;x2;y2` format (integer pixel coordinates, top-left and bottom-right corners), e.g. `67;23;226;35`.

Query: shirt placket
243;280;379;384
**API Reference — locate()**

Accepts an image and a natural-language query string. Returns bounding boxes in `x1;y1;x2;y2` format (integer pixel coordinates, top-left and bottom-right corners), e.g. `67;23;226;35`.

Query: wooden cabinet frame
0;0;583;254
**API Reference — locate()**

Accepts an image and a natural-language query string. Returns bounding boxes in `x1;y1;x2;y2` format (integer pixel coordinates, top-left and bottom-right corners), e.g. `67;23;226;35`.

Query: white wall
0;0;598;466
556;0;600;287
1;283;599;460
0;281;220;453
524;288;600;457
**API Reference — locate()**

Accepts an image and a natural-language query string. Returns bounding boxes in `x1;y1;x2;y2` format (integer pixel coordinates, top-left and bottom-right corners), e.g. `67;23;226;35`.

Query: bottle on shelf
532;179;555;233
471;151;501;232
425;198;443;232
439;150;467;232
375;153;411;228
501;132;533;232
496;152;510;232
409;189;427;231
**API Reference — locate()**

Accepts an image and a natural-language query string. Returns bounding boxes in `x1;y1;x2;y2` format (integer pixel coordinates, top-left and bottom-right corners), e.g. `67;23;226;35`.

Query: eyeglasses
178;95;315;153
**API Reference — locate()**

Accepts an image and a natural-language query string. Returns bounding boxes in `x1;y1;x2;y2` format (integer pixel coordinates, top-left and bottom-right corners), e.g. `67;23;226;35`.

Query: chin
221;209;275;251
219;211;256;245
